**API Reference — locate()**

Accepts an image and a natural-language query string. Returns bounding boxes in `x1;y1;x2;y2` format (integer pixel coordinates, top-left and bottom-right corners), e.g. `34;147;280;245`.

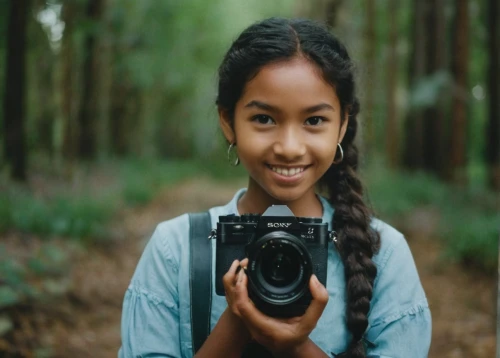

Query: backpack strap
189;212;213;354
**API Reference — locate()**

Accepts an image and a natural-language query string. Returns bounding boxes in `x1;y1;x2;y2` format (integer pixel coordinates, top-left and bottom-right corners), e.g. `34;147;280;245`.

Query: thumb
302;275;329;328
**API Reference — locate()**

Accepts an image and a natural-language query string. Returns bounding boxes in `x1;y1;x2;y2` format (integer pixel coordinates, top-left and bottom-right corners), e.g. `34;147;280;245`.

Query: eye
252;114;275;125
305;117;325;126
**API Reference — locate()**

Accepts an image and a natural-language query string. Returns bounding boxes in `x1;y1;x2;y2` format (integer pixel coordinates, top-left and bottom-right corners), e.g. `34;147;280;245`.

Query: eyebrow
244;100;335;114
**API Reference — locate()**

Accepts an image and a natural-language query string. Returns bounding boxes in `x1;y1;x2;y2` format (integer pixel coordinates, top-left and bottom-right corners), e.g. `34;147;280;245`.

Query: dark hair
216;17;380;357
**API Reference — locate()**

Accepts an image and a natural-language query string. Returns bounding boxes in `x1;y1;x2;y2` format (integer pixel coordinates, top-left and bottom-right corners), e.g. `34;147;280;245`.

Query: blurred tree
486;0;500;190
449;0;469;184
404;0;427;170
77;0;105;160
107;1;140;157
3;0;30;181
0;1;8;166
298;0;344;27
324;0;344;28
61;0;80;167
30;0;57;158
385;0;399;168
423;0;448;177
363;0;376;155
404;0;450;178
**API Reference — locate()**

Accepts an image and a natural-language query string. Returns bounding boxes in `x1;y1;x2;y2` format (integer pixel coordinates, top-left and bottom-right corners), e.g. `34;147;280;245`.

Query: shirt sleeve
119;223;182;358
364;235;432;358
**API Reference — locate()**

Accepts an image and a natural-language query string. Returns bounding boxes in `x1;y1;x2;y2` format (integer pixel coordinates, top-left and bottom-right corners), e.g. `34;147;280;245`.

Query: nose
273;125;306;161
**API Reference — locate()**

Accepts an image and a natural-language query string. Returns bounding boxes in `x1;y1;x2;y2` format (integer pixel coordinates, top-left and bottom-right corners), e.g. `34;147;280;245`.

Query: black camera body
214;205;328;318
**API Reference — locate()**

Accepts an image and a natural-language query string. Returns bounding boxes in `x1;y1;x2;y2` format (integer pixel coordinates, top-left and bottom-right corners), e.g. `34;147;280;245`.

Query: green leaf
0;286;21;309
42;278;71;296
0;315;13;337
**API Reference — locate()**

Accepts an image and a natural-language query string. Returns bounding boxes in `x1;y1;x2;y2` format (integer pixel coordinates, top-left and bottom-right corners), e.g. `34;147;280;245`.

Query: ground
6;178;498;357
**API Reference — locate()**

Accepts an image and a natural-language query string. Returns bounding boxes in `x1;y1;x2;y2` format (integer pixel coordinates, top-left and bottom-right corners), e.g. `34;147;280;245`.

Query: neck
237;178;323;218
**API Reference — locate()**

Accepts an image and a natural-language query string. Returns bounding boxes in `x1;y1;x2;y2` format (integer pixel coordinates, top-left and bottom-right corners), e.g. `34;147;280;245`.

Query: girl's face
220;57;348;215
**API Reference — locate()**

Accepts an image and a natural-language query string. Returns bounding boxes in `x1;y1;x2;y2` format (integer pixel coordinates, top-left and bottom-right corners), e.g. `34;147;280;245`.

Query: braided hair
216;17;380;357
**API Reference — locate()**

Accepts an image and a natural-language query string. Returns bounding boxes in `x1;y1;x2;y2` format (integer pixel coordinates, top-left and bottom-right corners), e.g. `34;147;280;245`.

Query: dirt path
45;178;495;358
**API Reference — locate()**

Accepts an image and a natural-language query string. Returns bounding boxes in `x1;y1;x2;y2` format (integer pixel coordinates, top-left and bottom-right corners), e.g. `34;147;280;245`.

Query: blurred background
0;0;498;357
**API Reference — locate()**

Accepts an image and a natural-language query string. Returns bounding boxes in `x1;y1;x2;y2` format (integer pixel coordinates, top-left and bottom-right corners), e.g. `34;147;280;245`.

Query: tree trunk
60;1;78;170
486;0;500;190
77;0;104;160
385;0;399;168
324;0;344;28
404;0;427;169
363;0;376;155
96;0;112;160
449;0;469;184
109;75;136;156
32;19;55;158
423;0;447;177
3;0;29;181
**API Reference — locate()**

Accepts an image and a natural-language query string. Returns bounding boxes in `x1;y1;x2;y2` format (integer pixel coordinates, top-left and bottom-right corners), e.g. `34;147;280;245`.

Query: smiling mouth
267;165;308;177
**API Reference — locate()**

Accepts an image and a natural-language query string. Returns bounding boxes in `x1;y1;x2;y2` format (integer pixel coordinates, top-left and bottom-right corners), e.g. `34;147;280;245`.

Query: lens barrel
246;231;312;306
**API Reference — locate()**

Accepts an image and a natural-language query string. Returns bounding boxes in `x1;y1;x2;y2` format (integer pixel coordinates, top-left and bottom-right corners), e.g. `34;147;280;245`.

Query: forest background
0;0;499;357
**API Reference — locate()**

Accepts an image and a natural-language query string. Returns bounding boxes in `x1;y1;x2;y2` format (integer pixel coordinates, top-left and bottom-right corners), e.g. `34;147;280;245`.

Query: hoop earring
333;143;344;164
227;143;240;166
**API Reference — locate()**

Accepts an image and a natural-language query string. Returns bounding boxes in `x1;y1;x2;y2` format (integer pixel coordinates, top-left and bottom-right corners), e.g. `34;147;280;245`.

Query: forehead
238;58;339;109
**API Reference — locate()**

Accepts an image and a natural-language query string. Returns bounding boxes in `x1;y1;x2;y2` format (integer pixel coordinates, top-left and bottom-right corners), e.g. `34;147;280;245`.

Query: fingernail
312;274;319;285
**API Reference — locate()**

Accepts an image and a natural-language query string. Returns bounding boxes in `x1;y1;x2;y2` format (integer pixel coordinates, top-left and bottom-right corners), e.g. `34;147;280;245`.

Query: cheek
234;132;265;165
311;136;337;164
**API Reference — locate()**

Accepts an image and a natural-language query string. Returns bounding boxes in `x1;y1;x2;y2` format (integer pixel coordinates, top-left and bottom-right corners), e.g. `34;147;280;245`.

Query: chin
266;187;305;204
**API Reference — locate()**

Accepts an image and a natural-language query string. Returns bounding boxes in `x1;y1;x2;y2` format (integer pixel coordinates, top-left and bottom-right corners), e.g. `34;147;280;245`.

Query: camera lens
261;245;301;288
246;231;312;306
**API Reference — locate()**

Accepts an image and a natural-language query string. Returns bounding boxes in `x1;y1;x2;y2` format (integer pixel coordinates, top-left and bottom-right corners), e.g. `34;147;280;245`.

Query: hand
223;258;329;355
223;258;251;316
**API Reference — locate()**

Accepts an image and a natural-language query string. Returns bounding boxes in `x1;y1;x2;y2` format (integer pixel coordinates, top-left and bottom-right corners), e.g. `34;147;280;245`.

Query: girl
119;17;431;358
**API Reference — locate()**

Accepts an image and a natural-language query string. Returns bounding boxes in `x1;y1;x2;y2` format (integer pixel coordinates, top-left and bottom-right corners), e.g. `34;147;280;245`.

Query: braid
320;107;380;358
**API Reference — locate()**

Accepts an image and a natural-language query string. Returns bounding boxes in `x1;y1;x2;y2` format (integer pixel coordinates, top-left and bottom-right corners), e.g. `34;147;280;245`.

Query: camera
214;205;329;318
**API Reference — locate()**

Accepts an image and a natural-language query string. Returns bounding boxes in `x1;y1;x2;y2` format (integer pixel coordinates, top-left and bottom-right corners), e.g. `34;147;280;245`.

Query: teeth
271;166;304;177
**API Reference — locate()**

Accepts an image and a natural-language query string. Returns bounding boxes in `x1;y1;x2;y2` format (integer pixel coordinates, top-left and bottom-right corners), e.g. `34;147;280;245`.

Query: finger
234;265;248;292
228;268;250;318
240;258;249;268
222;260;240;289
236;278;276;329
301;275;329;329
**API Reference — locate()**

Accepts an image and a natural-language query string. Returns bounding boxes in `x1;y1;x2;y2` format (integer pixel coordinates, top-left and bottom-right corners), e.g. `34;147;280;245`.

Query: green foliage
441;210;499;272
439;186;499;271
0;286;21;310
27;244;69;276
0;315;13;337
0;190;114;241
363;163;449;218
364;163;499;274
121;159;201;205
0;241;72;328
0;248;32;310
0;158;233;237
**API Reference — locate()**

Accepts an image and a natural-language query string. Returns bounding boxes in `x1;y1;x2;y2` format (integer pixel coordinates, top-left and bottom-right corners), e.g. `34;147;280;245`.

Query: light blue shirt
119;189;431;357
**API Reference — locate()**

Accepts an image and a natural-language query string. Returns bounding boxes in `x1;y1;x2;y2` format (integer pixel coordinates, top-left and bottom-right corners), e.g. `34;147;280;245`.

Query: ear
338;112;349;144
218;107;235;143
